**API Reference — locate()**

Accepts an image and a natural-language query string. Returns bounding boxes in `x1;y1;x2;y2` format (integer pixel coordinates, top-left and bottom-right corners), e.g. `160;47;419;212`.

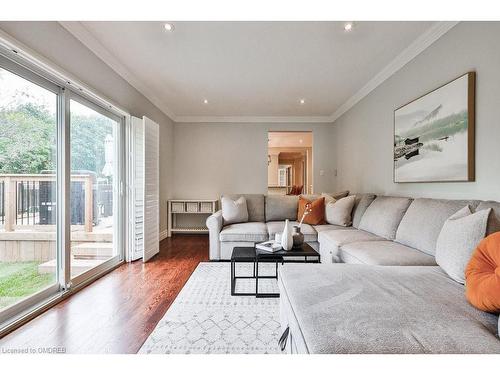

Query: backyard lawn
0;262;54;309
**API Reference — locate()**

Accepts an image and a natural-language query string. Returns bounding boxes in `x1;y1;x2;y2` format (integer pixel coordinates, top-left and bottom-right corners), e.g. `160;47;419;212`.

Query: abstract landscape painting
394;72;475;182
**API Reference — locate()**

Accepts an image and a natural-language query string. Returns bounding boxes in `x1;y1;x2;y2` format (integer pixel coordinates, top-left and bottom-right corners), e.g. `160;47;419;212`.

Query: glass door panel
69;98;119;280
0;66;58;313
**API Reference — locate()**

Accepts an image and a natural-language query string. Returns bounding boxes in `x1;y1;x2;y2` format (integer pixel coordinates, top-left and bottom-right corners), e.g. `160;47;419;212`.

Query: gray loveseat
206;192;349;260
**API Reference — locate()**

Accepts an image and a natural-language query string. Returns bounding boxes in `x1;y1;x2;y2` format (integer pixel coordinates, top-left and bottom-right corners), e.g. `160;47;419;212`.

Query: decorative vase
281;219;293;251
292;226;304;248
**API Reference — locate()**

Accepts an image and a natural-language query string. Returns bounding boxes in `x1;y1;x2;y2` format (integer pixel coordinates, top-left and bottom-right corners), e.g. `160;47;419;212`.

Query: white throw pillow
221;196;249;225
323;195;356;226
435;206;491;284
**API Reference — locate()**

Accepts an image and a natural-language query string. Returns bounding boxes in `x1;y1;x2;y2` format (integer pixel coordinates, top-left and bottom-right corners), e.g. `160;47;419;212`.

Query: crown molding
0;27;130;118
329;21;459;123
174;115;333;123
59;21;178;122
61;21;458;125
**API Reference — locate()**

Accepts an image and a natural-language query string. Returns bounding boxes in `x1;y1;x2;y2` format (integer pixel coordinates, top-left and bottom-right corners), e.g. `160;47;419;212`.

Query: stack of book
256;240;282;252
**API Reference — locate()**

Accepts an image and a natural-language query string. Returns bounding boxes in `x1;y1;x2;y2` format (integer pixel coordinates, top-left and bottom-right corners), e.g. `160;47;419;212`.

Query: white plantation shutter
142;116;160;262
130;116;144;261
130;116;159;262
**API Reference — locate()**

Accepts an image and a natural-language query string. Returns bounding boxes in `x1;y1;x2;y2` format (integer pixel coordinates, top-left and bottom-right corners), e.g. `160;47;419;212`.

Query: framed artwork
393;72;475;183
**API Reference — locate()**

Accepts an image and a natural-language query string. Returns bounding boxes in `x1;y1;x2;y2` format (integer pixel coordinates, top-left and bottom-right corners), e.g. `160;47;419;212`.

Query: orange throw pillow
465;232;500;313
298;196;325;225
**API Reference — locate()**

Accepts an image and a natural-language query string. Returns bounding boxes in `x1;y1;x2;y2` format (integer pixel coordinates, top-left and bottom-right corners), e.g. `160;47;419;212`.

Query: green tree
70;113;112;175
0;103;56;173
0;102;113;176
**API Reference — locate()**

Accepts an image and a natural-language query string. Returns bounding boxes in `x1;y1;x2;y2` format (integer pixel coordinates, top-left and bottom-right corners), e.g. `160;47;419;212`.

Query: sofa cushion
318;228;384;245
351;193;376;228
265;195;298;221
476;201;500;236
300;191;349;203
318;230;384;262
324;195;356;226
396;198;479;256
322;190;349;200
313;224;355;233
278;264;500;353
340;241;437;266
298;196;325;225
358;196;412;240
466;232;500;313
222;194;265;222
436;206;491;284
221;196;248;225
267;221;317;243
300;194;320;201
219;222;268;242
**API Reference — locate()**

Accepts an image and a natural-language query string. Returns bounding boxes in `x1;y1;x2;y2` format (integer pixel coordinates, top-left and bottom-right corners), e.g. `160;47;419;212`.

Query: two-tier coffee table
230;243;320;298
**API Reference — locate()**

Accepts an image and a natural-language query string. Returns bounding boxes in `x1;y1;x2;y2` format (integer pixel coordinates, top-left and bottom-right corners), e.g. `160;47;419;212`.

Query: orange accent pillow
298;196;325;225
465;232;500;313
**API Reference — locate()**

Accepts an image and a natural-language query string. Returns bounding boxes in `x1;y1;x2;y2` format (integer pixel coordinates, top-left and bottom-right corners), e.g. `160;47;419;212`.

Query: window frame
0;50;127;335
67;91;125;288
0;56;62;326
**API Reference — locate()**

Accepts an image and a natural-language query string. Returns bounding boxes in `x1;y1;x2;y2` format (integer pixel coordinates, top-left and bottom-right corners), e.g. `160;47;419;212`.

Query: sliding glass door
69;97;122;282
0;52;125;330
0;60;60;321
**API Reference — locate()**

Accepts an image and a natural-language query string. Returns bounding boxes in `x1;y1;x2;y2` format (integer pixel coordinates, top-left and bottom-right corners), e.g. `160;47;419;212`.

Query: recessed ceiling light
164;23;174;32
299;99;305;105
344;22;354;32
299;139;303;144
203;99;208;104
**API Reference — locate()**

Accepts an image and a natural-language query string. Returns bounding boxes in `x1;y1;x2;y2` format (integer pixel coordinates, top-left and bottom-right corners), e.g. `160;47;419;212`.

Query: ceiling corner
329;21;459;123
59;21;178;122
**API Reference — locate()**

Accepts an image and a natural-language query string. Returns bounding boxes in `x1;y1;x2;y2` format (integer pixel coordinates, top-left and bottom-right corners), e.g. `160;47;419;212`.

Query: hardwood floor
0;235;209;354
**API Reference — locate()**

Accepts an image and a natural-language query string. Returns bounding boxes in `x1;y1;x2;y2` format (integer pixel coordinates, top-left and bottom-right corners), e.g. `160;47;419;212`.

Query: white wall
333;22;500;201
172;122;336;199
0;22;175;233
267;152;279;186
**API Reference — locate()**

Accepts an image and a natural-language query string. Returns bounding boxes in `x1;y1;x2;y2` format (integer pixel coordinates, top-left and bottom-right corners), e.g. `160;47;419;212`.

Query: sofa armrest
206;210;223;260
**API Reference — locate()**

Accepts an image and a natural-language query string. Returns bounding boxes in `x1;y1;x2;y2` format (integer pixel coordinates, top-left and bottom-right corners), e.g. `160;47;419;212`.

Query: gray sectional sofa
206;192;500;353
279;264;500;353
279;194;500;353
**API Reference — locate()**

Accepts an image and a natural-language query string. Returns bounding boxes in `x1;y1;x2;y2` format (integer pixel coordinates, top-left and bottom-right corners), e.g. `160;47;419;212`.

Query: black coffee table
230;243;320;298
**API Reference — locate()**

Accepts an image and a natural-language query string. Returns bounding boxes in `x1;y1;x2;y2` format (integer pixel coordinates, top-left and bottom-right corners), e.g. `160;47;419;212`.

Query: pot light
299;99;305;105
203;99;208;104
164;23;174;32
344;22;354;32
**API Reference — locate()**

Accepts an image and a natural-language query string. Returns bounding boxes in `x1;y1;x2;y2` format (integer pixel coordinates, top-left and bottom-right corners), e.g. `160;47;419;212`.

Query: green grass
0;262;54;309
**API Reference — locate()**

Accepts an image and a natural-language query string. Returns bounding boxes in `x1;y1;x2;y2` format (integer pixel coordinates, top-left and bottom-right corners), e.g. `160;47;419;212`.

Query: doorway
267;131;313;195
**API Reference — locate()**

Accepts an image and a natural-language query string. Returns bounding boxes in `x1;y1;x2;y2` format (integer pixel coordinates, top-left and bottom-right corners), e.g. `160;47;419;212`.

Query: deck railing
0;174;96;232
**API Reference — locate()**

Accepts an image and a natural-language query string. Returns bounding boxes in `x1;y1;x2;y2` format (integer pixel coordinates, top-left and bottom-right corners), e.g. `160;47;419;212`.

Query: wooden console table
167;199;218;237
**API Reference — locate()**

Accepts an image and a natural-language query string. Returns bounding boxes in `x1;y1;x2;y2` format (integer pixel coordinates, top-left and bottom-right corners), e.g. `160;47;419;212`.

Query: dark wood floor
0;235;209;354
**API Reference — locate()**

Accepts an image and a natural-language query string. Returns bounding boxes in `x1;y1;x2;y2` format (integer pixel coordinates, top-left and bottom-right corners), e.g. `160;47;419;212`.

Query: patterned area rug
139;262;281;354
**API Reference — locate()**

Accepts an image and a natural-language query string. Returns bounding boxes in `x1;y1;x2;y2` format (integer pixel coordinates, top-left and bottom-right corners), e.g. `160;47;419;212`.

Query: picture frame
393;72;475;183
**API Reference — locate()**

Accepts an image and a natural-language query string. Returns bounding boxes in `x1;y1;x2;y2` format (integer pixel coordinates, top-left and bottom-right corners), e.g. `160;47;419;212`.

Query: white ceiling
61;21;453;122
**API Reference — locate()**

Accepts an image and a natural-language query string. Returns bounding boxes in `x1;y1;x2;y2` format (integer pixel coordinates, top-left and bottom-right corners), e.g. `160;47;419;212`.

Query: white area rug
139;262;281;354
